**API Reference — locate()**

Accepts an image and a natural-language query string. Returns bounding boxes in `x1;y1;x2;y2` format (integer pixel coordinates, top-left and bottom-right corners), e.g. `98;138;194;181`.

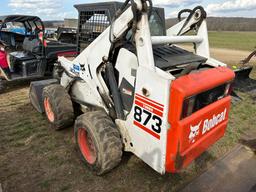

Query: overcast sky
0;0;255;20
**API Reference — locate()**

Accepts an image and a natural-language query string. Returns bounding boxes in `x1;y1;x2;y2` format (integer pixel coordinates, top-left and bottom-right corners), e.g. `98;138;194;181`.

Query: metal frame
74;1;165;52
166;8;226;67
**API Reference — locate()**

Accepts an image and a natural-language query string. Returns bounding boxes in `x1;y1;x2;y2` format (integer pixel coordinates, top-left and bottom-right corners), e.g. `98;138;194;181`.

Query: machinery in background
0;15;77;93
45;28;57;39
56;27;77;44
233;49;256;94
0;15;31;51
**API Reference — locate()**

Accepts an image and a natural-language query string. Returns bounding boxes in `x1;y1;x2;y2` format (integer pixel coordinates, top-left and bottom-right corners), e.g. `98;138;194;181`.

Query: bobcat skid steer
30;0;235;175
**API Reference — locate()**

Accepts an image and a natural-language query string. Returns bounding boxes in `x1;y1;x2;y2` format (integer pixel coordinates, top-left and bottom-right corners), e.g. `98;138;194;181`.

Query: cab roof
0;15;43;24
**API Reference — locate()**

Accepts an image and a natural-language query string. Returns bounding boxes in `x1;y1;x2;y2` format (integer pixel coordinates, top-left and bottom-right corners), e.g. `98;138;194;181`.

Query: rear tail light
224;82;233;96
181;83;232;119
182;96;196;119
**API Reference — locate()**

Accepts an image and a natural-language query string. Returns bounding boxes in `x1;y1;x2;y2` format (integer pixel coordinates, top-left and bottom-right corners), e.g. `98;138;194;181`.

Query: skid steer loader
30;0;235;175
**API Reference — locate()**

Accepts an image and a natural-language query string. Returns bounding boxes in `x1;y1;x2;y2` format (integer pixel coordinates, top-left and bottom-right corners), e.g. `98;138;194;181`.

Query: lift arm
166;6;210;59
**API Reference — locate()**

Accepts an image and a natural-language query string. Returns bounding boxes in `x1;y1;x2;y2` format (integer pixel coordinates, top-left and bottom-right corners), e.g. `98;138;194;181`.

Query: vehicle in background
56;27;77;44
0;15;77;93
45;28;57;39
0;15;32;51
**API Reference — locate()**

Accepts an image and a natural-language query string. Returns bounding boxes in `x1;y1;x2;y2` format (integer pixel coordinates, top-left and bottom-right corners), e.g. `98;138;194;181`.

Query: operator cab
74;2;211;113
75;2;166;52
75;1;207;76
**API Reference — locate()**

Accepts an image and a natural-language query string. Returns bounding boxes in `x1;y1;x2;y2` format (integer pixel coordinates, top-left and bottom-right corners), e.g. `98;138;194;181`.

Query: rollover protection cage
74;1;165;52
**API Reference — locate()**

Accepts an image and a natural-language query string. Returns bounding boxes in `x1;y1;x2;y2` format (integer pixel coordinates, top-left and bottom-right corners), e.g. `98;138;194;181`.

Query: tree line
166;17;256;32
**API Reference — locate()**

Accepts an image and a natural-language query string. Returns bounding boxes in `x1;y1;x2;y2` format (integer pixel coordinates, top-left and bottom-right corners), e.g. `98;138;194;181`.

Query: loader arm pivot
166;6;211;59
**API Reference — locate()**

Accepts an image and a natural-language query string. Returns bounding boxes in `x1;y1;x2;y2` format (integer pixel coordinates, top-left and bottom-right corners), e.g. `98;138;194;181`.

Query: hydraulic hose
178;9;192;21
105;61;125;120
177;6;207;35
109;0;153;44
106;0;153;120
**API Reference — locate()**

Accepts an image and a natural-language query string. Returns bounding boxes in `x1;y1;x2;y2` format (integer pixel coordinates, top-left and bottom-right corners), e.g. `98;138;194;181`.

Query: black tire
43;84;74;130
0;79;6;94
74;111;123;175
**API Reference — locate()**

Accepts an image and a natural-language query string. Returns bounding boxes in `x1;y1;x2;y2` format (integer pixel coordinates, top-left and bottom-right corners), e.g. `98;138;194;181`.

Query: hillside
43;20;64;28
44;17;256;32
166;17;256;31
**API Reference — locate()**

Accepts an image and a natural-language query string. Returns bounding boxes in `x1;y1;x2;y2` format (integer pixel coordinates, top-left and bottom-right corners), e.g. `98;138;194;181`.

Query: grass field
208;31;256;51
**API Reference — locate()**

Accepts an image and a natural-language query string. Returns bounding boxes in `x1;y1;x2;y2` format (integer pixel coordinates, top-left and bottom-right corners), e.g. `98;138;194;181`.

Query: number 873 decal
133;94;164;140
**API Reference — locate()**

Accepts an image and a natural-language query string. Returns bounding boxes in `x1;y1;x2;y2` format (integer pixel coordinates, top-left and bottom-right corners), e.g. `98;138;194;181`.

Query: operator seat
22;36;42;54
9;36;42;63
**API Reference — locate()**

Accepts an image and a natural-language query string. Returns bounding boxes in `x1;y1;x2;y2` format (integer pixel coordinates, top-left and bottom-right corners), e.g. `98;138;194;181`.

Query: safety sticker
71;64;80;74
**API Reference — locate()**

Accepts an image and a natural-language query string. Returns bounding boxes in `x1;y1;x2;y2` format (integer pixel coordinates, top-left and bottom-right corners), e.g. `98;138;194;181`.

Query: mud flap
29;79;58;113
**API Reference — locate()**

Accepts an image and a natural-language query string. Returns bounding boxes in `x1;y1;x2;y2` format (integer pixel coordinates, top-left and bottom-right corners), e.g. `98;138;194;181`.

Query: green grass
208;31;256;51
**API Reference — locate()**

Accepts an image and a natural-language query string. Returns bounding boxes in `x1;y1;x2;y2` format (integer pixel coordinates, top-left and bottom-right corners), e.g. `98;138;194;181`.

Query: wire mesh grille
78;10;110;52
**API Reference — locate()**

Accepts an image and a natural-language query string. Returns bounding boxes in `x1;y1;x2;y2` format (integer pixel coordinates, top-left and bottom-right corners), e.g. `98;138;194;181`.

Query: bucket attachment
233;50;255;92
29;79;58;113
234;66;253;82
233;66;255;90
232;66;256;97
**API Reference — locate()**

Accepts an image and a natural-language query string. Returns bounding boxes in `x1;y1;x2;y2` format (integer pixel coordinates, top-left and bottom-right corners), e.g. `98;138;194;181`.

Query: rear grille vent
182;84;229;119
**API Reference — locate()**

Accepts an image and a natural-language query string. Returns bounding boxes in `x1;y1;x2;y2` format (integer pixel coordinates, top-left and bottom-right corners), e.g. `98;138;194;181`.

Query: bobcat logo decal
189;121;201;143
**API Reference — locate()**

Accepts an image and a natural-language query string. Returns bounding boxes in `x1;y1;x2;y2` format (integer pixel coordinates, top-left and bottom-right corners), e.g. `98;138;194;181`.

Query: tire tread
75;111;122;175
43;84;74;130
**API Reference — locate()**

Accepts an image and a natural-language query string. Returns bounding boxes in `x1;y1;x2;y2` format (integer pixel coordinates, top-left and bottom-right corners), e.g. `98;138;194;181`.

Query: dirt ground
210;47;253;64
182;45;255;65
0;48;255;192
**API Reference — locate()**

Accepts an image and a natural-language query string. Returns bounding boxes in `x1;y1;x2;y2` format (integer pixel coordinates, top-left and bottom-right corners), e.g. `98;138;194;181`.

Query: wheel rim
44;97;55;122
78;128;97;164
